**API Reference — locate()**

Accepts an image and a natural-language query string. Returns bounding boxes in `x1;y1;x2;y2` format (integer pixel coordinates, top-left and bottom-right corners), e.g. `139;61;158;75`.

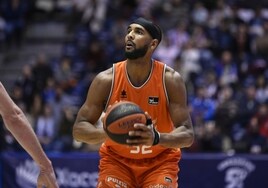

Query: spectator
85;39;107;73
215;85;239;152
255;75;268;103
189;83;217;125
9;83;24;106
236;83;260;128
166;21;190;52
35;103;57;151
154;36;180;68
30;94;43;121
203;71;219;99
248;6;266;39
81;0;108;34
191;2;209;26
180;40;201;83
53;106;75;152
51;84;72;125
256;103;268;142
42;77;57;104
32;53;54;94
208;18;235;56
245;116;266;154
0;0;29;49
199;121;223;152
190;25;211;50
15;64;35;112
215;50;238;87
54;56;73;88
233;21;251;55
135;0;158;19
255;18;268;57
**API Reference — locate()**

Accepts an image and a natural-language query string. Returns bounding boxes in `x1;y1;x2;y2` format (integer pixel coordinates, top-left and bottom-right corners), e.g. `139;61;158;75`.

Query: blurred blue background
1;0;268;187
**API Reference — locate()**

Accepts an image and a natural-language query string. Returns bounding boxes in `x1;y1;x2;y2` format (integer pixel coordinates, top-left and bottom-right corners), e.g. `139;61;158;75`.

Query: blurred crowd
1;0;268;154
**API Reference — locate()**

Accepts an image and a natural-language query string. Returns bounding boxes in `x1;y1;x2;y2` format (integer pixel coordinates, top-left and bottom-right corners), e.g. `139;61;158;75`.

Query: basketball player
73;17;194;187
0;82;59;188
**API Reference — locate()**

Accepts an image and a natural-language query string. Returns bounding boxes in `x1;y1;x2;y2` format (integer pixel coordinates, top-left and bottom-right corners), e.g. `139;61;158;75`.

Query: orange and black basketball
103;101;147;144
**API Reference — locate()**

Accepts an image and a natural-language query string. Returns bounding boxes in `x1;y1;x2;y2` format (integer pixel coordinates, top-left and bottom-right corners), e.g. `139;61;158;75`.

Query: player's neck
126;59;153;87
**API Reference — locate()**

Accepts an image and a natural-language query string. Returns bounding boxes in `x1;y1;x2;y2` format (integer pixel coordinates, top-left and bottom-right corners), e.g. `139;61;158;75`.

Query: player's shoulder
164;65;184;84
163;65;187;99
87;67;114;104
88;67;114;96
94;67;113;84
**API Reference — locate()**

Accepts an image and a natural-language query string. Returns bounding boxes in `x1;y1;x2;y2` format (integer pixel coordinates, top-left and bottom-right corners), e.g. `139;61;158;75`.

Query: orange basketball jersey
100;60;181;159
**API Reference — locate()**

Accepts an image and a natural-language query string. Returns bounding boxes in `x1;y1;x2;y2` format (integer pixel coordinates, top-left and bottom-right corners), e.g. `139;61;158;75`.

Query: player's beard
125;44;149;59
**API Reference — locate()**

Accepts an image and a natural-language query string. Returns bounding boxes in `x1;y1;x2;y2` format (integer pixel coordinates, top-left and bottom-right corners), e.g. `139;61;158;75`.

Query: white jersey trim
163;64;169;105
125;60;154;89
104;65;115;112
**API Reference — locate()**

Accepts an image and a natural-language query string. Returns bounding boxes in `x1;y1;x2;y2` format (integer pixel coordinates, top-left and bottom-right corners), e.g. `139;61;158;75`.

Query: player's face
125;24;151;59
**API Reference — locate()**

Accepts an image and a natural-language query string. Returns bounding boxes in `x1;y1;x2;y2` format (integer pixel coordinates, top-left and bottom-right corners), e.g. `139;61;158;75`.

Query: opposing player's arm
0;82;52;168
0;82;59;188
73;68;113;144
159;67;194;148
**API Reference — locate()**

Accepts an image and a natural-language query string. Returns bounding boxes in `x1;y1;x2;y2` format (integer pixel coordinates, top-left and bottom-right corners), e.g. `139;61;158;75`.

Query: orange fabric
100;60;181;159
98;60;182;187
97;146;180;188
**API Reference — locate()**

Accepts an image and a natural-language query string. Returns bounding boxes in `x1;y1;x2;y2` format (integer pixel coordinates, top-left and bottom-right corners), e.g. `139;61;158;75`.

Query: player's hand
37;166;59;188
126;112;157;146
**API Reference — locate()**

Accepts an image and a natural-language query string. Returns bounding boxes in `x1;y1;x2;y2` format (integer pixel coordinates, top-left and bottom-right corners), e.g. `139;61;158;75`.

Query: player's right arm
0;82;59;188
73;68;113;145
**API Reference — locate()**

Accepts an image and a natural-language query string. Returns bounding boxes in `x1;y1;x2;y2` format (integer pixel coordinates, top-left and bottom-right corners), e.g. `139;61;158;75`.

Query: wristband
152;127;160;146
146;118;160;145
146;118;152;125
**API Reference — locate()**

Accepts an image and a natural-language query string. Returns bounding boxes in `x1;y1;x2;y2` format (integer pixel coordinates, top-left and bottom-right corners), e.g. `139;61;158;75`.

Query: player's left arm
159;67;194;148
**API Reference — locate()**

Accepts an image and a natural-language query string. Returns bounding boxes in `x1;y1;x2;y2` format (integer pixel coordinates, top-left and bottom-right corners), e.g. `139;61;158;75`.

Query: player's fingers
133;123;151;130
112;100;119;106
100;112;105;123
37;183;46;188
144;112;152;125
129;129;151;137
144;111;151;118
105;100;119;113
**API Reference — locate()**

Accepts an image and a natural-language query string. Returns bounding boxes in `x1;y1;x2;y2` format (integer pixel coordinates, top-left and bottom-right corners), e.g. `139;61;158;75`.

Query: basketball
103;101;147;144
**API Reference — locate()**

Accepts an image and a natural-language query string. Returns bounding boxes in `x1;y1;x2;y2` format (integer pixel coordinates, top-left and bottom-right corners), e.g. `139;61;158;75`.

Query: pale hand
37;167;59;188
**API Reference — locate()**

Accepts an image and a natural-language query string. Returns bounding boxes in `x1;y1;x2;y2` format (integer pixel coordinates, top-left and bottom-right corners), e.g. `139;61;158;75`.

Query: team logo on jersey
120;90;127;98
164;176;172;183
148;97;159;105
105;176;128;188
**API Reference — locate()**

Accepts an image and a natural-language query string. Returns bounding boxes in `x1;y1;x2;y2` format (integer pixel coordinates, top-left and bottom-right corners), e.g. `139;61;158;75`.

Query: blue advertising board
179;153;268;188
1;152;268;188
1;152;99;188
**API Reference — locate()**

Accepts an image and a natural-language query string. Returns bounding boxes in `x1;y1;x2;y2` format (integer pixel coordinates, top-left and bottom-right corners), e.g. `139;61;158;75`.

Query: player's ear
150;39;158;50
